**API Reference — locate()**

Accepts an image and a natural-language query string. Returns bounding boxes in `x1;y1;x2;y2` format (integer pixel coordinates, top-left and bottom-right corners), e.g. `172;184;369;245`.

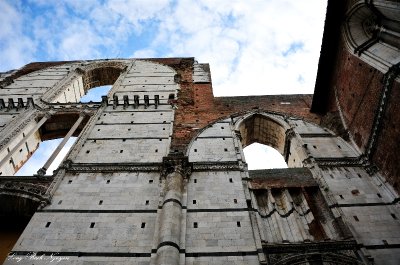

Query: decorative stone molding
366;62;400;160
0;179;51;203
192;161;241;171
67;163;160;173
161;153;191;178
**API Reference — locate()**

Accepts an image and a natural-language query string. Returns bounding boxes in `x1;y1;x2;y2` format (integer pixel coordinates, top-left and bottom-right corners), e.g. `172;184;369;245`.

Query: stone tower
0;0;399;264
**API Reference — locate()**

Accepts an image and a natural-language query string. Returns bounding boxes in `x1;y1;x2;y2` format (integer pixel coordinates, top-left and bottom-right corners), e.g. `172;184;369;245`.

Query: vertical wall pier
0;114;50;168
152;155;190;265
153;170;184;265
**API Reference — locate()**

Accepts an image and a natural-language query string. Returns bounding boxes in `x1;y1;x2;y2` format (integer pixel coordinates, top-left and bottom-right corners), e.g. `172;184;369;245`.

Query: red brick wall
326;41;384;151
169;60;320;152
373;81;400;190
320;25;400;192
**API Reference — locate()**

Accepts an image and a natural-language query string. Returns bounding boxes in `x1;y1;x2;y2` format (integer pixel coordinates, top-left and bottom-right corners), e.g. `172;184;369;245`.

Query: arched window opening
52;65;123;104
238;114;289;169
80;85;112;103
243;143;288;169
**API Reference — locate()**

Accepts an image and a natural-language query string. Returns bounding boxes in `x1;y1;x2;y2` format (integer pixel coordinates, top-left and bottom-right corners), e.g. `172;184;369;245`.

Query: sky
3;0;328;174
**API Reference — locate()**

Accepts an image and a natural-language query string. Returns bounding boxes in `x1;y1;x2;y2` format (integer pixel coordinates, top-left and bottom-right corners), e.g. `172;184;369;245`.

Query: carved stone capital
162;153;192;178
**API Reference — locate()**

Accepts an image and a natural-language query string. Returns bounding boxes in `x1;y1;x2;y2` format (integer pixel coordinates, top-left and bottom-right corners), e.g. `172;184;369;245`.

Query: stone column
154;170;184;265
152;155;190;265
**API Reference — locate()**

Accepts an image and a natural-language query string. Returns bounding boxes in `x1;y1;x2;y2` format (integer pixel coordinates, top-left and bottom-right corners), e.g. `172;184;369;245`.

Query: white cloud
0;1;35;71
1;0;327;95
132;48;157;58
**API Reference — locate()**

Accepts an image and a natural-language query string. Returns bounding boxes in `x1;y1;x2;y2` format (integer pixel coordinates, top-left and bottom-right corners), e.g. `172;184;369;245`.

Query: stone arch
234;112;290;156
185;111;360;262
80;61;128;91
343;0;400;72
45;60;129;103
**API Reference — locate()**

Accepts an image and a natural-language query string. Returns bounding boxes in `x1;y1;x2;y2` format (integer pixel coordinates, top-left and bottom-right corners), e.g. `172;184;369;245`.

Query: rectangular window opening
99;200;103;205
353;216;359;222
237;221;241;227
194;222;198;228
90;222;95;228
45;222;51;228
141;222;146;228
193;200;197;204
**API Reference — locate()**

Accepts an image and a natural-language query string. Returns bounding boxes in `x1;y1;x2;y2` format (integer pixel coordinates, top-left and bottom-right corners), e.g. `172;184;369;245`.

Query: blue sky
3;0;328;174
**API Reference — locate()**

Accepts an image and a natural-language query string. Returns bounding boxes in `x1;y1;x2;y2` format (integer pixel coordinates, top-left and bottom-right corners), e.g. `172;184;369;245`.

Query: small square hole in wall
194;222;198;228
339;195;344;199
194;149;197;152
193;200;197;204
122;139;126;142
229;178;233;183
313;145;317;149
357;173;362;178
194;179;197;183
97;129;100;131
377;193;382;198
224;148;228;152
237;221;241;227
155;149;158;153
106;180;110;184
120;150;123;153
145;200;149;205
86;150;90;154
353;216;359;222
234;199;237;204
221;127;224;129
391;213;397;220
337;145;341;149
58;200;62;205
99;200;103;205
45;222;51;228
141;222;146;228
222;138;225;140
68;180;72;184
90;222;95;228
149;179;153;183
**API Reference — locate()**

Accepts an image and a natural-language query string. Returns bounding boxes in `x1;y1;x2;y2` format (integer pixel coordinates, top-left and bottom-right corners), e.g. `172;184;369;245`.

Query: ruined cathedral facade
0;1;399;264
